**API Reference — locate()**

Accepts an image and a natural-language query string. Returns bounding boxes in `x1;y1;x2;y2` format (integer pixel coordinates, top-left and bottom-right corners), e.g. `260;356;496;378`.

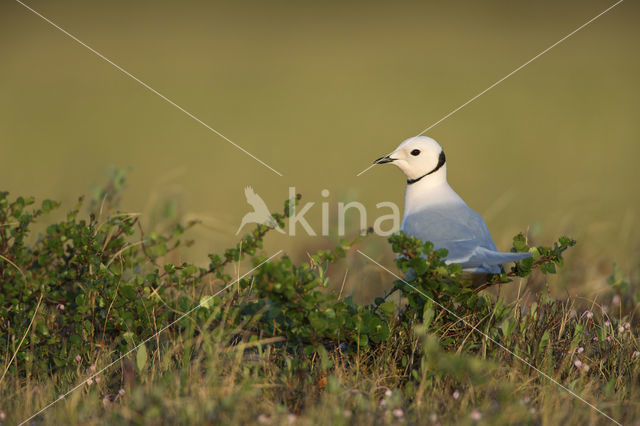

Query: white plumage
374;136;531;273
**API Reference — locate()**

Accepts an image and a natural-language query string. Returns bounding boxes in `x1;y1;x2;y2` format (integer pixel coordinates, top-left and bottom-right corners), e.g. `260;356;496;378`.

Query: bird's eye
410;149;421;156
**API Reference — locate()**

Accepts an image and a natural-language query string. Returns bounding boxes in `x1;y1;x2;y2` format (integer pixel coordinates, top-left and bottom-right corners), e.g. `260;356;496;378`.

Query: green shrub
0;176;576;380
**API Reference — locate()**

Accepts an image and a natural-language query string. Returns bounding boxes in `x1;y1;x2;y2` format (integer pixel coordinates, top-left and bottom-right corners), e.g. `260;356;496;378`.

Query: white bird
374;136;531;273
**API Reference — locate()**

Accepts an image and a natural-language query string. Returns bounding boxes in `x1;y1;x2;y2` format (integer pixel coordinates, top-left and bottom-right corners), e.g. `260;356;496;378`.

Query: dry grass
2;256;638;426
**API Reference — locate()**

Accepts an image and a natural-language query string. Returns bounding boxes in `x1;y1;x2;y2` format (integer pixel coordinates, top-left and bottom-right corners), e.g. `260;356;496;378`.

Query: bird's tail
449;247;532;269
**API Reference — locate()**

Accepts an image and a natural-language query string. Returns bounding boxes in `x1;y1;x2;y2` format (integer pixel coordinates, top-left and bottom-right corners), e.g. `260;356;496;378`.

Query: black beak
373;155;395;164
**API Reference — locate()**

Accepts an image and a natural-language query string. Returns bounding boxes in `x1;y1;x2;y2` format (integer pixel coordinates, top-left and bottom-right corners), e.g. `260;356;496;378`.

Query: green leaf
309;312;327;332
540;262;556;274
423;301;435;327
538;331;550;351
318;345;333;370
122;332;136;347
357;334;369;347
136;343;148;372
512;233;528;252
422;241;434;254
120;283;136;300
434;248;449;259
528;247;541;258
200;295;214;309
379;302;396;318
42;199;53;213
501;318;515;338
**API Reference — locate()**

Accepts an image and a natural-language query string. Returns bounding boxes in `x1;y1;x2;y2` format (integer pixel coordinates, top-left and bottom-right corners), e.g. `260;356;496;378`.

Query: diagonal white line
356;0;624;177
357;249;621;425
15;0;283;177
19;250;283;426
413;0;624;138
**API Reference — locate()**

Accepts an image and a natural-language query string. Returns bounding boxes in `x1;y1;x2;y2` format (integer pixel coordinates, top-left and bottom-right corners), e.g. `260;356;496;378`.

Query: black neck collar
407;150;446;185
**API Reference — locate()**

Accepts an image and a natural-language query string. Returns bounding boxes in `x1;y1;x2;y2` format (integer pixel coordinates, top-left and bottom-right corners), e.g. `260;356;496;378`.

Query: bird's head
373;136;446;184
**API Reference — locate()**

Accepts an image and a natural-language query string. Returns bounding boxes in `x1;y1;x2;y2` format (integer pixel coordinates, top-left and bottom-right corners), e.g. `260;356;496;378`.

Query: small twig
383;286;400;301
473;254;560;293
0;254;24;277
338;268;349;300
220;336;285;353
105;239;147;269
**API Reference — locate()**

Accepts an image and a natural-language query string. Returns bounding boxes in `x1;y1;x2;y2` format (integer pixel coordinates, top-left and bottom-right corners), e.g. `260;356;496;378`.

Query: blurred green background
1;0;638;296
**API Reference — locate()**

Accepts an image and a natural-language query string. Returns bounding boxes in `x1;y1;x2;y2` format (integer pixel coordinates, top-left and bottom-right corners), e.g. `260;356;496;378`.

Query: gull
374;136;531;273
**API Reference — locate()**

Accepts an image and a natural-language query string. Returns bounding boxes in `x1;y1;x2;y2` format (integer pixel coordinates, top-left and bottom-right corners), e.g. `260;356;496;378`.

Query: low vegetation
1;175;638;425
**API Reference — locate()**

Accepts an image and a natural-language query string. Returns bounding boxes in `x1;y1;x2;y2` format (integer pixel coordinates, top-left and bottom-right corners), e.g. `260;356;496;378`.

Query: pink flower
632;351;640;358
573;359;583;368
576;347;584;354
604;320;611;327
385;389;392;397
471;409;482;421
379;398;387;408
453;389;460;400
582;364;590;372
118;389;126;396
582;310;593;319
95;376;101;383
57;304;65;310
612;295;620;306
593;336;599;342
75;354;82;363
393;408;404;419
86;378;93;386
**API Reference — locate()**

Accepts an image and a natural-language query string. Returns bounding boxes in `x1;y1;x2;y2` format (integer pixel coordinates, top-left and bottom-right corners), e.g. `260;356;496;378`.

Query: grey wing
402;204;531;272
401;204;498;263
